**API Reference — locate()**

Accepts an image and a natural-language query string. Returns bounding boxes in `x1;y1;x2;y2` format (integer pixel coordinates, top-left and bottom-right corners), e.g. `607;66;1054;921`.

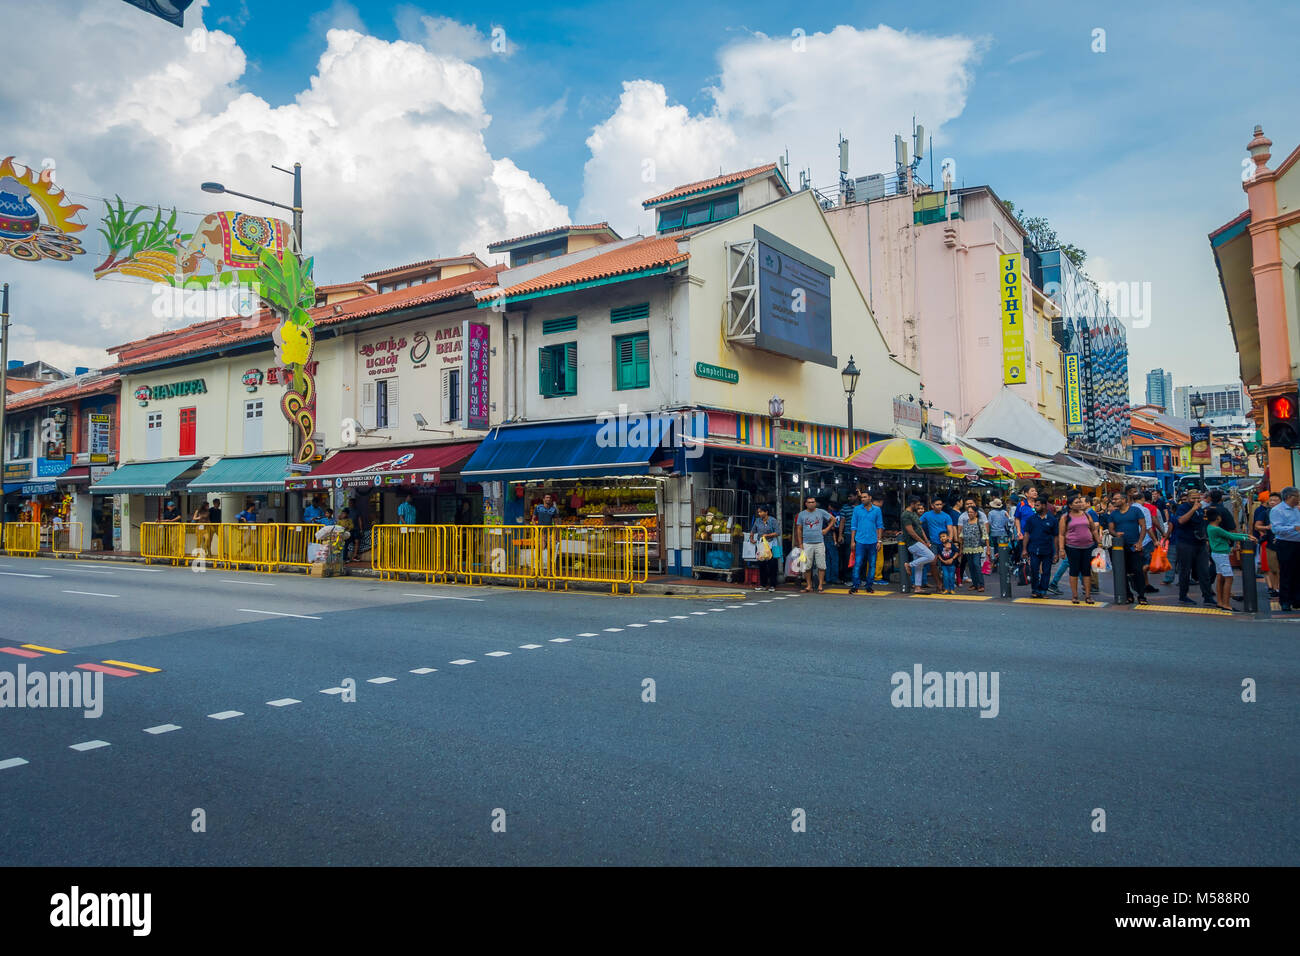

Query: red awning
55;466;90;483
290;442;479;490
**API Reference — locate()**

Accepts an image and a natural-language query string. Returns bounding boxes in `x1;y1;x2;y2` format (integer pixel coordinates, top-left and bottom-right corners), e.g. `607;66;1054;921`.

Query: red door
179;407;196;456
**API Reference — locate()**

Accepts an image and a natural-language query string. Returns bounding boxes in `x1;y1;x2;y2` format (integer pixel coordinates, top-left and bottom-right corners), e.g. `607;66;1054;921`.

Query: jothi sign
999;253;1025;385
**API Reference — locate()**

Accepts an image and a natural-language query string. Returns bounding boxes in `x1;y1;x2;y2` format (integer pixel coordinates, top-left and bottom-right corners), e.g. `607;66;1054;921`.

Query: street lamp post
1191;391;1208;488
841;355;860;441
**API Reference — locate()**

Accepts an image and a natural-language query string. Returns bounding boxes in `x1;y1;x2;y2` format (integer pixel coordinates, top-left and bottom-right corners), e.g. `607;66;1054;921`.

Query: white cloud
578;25;982;233
0;2;565;374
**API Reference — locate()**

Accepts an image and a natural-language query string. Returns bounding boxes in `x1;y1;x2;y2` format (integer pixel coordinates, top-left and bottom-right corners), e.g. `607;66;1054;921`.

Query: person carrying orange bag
1149;539;1171;573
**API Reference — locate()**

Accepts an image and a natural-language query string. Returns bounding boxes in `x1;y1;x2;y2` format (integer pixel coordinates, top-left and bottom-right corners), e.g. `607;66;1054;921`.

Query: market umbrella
844;438;967;472
989;454;1042;479
941;443;1011;477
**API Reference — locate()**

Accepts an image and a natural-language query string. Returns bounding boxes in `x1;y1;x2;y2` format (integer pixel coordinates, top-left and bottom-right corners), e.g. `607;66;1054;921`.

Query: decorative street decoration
0;156;87;263
257;244;317;465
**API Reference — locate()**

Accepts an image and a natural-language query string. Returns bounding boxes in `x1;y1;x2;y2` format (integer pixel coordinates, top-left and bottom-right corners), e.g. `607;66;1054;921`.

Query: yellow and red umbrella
941;443;1009;477
844;438;968;472
989;454;1041;478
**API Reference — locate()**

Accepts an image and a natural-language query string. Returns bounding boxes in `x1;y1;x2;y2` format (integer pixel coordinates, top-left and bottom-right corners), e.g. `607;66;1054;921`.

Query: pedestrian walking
1254;492;1280;597
1108;490;1150;605
937;532;959;593
749;504;780;592
1206;509;1252;612
1057;493;1102;604
794;496;834;593
236;501;258;523
987;497;1013;551
900;498;935;592
1269;486;1300;612
1174;489;1217;606
1023;499;1058;598
848;492;884;594
398;494;418;525
207;499;222;524
959;503;989;592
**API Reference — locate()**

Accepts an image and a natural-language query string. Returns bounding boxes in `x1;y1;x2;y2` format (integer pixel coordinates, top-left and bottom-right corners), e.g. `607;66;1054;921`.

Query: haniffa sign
135;378;207;406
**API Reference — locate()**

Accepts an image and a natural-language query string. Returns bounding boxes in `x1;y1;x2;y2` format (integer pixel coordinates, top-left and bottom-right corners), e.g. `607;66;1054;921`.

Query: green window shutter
633;334;650;388
543;316;578;334
615;333;649;390
539;346;554;397
610;302;649;323
563;342;577;395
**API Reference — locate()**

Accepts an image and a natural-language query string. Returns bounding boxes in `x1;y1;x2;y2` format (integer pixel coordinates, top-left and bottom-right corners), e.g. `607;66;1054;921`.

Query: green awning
188;454;292;493
89;459;202;495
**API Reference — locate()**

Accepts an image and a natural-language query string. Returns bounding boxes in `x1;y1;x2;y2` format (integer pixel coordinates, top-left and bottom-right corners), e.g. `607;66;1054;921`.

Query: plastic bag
771;536;783;561
756;537;772;561
981;556;992;576
1148;540;1170;573
1091;549;1106;571
787;547;809;576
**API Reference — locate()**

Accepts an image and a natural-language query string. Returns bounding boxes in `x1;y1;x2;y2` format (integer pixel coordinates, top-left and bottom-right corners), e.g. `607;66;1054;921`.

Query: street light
199;163;303;252
841;355;860;439
1190;392;1207;487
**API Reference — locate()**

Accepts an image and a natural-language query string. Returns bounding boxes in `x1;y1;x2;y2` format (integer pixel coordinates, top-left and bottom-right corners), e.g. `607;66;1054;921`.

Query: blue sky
4;0;1298;398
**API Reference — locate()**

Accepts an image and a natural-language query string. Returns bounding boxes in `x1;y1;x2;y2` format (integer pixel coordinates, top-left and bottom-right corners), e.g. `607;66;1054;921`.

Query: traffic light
1268;390;1300;449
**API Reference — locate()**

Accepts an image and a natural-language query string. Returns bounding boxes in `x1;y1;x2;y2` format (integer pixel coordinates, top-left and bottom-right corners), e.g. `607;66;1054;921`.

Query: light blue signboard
754;226;836;368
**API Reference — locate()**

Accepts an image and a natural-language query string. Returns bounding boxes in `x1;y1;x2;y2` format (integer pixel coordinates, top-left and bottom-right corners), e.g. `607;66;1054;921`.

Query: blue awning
88;459;202;495
461;419;672;480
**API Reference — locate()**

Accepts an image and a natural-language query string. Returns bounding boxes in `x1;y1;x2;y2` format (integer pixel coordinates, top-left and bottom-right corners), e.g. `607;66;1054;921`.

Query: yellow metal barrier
277;524;318;569
3;522;40;556
371;525;457;582
50;522;84;556
141;521;187;565
219;523;279;572
457;525;539;586
540;525;648;594
186;522;221;566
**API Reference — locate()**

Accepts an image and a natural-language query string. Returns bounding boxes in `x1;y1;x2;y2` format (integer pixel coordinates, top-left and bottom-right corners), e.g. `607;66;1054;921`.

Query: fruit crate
690;486;750;581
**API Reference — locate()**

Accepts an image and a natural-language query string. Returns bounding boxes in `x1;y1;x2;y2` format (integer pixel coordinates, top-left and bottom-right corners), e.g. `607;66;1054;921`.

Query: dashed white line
409;667;437;674
0;757;28;770
208;711;243;720
267;698;301;707
367;677;397;684
239;608;321;620
143;724;181;735
449;659;475;665
577;632;599;637
118;567;166;573
649;619;669;623
62;590;118;598
70;740;110;752
727;604;744;608
707;608;726;612
320;687;346;695
518;644;542;650
626;623;647;628
604;627;623;633
221;579;275;586
690;611;708;616
57;568;114;575
670;615;689;619
485;651;511;657
0;572;50;578
549;638;571;643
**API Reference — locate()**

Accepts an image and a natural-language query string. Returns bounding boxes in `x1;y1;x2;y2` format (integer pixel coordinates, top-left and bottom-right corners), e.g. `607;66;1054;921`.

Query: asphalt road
0;556;1296;866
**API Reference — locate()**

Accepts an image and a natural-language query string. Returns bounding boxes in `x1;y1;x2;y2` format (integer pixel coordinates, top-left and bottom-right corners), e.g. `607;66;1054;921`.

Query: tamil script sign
999;253;1025;385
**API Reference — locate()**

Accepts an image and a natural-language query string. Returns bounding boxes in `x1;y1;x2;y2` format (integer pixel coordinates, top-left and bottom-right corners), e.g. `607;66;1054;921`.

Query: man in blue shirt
1269;486;1300;612
532;493;558;526
823;500;843;586
1108;490;1150;604
1174;489;1216;606
848;493;884;594
1023;499;1058;598
303;497;323;523
921;499;955;589
236;501;258;523
397;494;417;525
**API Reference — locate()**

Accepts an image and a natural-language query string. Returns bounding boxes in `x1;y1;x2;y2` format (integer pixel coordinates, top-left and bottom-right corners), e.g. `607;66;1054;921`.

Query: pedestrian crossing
0;643;162;678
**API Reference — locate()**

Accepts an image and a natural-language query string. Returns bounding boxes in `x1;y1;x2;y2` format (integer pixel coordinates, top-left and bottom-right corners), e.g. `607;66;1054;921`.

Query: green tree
1003;200;1088;272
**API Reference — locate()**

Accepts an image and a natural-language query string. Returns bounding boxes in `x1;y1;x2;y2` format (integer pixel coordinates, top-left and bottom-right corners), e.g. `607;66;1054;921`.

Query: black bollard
1240;543;1258;615
1111;532;1128;605
997;538;1012;599
898;543;910;593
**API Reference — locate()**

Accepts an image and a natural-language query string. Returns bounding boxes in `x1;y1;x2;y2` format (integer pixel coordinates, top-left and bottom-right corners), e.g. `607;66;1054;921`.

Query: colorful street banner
1190;425;1212;465
1064;353;1083;435
999;252;1025;385
464;321;490;430
0;156;87;263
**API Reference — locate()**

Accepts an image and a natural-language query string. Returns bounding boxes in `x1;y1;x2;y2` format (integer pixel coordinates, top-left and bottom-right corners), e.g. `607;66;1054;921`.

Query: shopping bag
1090;549;1106;571
847;546;855;568
770;536;783;561
756;538;772;561
981;557;992;576
1148;540;1170;573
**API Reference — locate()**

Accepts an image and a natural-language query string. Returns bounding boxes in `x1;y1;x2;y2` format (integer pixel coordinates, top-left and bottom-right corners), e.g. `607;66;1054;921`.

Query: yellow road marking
910;593;992;601
663;593;747;600
22;644;66;653
1013;598;1108;607
101;660;162;673
1134;604;1231;617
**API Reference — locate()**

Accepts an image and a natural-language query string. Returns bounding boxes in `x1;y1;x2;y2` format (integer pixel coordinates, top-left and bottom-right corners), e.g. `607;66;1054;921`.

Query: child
1206;509;1251;612
938;531;959;594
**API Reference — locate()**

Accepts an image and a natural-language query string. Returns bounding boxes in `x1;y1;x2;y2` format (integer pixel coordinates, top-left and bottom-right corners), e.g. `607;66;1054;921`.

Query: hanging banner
999;252;1025;385
0;156;87;263
463;321;490;430
1190;426;1212;465
1064;353;1084;435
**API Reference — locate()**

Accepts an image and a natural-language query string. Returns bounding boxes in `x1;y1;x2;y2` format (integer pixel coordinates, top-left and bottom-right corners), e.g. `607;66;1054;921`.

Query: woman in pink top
1057;493;1102;604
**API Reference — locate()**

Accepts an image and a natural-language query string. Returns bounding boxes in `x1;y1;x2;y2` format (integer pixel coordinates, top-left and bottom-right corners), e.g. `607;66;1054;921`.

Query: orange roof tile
483;237;687;302
5;379;43;394
642;163;782;208
487;222;620;251
362;254;489;282
5;374;120;412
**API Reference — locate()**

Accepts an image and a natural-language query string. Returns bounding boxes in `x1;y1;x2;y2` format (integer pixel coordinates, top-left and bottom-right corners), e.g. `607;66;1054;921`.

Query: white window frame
243;399;264;453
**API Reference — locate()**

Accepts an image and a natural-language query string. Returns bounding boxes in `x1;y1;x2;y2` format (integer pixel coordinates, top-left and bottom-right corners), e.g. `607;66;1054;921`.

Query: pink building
826;184;1065;435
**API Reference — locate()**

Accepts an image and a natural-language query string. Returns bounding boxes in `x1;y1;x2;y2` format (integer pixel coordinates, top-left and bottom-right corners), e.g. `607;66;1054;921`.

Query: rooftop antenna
779;149;790;184
838;133;851;205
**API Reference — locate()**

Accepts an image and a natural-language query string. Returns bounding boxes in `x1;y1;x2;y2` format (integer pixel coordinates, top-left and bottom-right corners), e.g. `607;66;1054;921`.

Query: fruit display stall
513;479;664;573
691;487;751;582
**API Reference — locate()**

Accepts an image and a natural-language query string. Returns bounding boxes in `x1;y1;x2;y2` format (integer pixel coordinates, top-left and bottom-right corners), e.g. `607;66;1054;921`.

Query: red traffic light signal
1268;388;1300;450
1271;396;1293;420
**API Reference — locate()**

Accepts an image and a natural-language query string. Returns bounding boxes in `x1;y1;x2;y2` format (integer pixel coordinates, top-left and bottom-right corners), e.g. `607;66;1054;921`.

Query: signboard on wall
999;253;1025;385
753;226;836;368
1190;426;1212;465
1064;354;1084;435
463;321;490;430
89;413;112;463
777;428;808;454
4;462;30;483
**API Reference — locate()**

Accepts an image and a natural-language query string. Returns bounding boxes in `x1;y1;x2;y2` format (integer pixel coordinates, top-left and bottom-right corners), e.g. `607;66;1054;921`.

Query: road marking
57;567;114;575
577;632;598;637
670;615;689;619
367;677;397;683
772;596;786;601
604;627;623;632
757;600;772;603
401;593;485;602
626;623;647;628
485;651;511;657
1135;603;1232;616
118;567;166;573
727;604;745;608
449;659;475;665
0;646;43;658
1013;597;1109;608
0;571;50;578
548;638;571;643
62;590;118;598
143;724;181;735
22;644;65;654
208;711;243;720
76;663;138;678
518;644;542;650
221;579;275;586
649;619;668;623
410;667;438;674
102;660;162;673
267;698;301;706
0;757;29;770
239;608;322;620
70;740;110;752
708;608;726;612
911;593;991;601
690;611;708;616
320;687;346;695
